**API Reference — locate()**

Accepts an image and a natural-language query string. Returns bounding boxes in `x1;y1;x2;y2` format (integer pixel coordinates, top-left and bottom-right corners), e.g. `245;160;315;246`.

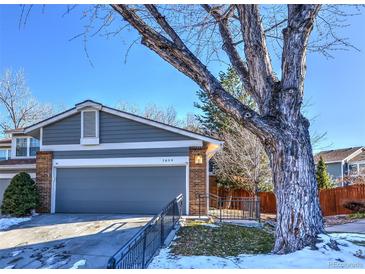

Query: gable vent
83;111;96;138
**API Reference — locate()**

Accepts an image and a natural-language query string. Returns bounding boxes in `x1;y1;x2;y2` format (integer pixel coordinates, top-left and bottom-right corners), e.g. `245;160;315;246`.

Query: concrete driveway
0;214;152;269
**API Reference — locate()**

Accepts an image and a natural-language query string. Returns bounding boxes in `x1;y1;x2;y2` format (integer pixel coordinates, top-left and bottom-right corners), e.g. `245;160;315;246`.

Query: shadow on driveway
0;214;152;269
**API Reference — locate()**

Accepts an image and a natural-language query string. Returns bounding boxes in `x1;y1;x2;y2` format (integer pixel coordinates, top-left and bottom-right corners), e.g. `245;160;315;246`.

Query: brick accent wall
36;151;53;213
189;146;208;215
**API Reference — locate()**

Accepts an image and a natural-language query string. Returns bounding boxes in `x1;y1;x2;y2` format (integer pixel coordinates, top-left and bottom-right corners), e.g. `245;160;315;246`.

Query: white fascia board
0;173;36;179
42;140;203;151
0;164;36;170
343;147;365;162
53;156;189;168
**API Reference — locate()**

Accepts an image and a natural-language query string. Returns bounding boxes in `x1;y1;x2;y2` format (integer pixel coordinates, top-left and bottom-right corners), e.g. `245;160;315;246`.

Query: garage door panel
56;166;186;214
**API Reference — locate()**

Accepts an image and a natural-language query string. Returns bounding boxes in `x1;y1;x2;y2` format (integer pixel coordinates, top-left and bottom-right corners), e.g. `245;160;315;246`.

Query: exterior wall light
194;155;203;164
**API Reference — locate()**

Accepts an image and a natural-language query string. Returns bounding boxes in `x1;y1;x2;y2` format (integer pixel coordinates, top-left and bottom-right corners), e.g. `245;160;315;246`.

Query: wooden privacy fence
209;176;365;216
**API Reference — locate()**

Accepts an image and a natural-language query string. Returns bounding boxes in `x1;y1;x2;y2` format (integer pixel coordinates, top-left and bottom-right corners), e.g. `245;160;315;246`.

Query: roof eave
23;100;223;145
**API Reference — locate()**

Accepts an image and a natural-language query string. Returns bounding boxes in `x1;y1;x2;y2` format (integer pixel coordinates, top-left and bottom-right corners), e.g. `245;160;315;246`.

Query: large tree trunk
111;4;323;254
267;118;324;253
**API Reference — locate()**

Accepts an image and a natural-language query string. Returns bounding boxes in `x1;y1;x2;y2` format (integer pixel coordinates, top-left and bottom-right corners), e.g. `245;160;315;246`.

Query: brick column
36;151;53;213
189;146;208;215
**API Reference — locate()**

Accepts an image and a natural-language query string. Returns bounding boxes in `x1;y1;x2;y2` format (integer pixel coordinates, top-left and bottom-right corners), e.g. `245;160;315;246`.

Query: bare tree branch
111;4;276;139
280;4;321;122
201;5;255;103
236;5;278;114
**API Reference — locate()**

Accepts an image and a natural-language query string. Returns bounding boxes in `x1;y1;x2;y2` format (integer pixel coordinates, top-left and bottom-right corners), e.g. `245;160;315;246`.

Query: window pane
6;149;11;159
0;150;6;160
359;164;365;175
349;164;358;175
16;138;27;157
30;138;40;157
83;111;96;137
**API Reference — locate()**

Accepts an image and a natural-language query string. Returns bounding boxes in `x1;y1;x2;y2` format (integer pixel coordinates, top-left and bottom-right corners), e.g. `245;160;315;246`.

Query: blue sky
0;5;364;151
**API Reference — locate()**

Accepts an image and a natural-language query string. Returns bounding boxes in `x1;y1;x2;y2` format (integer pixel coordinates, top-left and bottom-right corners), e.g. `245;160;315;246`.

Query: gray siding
0;178;11;210
99;112;192;143
42;111;194;146
53;147;189;159
43;113;81;145
326;162;343;179
56;166;186;214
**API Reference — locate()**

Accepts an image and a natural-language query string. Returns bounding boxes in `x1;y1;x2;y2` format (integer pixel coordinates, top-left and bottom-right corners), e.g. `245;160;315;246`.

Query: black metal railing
107;194;184;269
198;193;260;221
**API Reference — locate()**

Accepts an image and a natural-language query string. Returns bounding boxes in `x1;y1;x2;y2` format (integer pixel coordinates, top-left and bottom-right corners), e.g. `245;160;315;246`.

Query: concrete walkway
326;219;365;233
0;214;151;269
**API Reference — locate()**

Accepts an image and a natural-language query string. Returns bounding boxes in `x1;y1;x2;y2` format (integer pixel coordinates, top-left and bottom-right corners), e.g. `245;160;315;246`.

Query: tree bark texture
110;4;325;253
265;117;323;253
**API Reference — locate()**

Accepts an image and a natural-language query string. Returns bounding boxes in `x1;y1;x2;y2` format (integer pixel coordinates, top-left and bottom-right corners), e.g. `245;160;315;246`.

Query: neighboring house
0;100;222;215
314;146;365;185
0;136;38;208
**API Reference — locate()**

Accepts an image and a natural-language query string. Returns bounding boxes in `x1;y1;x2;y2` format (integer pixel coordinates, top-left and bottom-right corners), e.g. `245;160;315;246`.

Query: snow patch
11;250;22;257
0;217;31;231
202;223;220;228
149;233;365;269
70;260;86;269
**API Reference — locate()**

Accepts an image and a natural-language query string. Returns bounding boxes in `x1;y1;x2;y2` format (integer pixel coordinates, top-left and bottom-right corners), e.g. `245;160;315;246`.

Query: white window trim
80;109;99;145
0;148;10;160
11;136;40;159
348;161;365;176
51;156;189;215
348;163;359;177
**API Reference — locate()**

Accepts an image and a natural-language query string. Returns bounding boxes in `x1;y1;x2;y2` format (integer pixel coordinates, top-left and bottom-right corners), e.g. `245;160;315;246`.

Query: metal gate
198;193;260;221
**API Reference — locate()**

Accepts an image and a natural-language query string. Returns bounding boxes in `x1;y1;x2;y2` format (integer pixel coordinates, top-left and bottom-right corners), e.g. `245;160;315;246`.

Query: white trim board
53;156;189;168
42;140;203;151
343;147;364;162
0;173;36;179
0;164;36;170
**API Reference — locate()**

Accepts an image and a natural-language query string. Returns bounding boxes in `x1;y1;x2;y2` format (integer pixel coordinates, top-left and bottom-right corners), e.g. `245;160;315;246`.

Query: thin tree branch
201;4;257;104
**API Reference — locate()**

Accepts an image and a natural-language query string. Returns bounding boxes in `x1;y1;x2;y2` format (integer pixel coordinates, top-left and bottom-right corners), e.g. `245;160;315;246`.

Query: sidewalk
326;219;365;233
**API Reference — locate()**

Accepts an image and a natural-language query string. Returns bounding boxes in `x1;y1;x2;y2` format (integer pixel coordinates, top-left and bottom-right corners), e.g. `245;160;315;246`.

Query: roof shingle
314;147;363;163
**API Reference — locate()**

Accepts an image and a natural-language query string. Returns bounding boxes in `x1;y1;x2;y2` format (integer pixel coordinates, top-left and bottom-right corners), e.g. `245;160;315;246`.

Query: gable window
14;137;39;158
0;149;10;160
16;138;28;157
81;110;99;145
359;164;365;175
30;138;40;156
349;164;358;176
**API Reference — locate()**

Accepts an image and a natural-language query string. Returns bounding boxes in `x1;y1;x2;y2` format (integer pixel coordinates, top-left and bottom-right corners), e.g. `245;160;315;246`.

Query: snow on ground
202;223;220;228
0;217;31;231
70;260;86;269
149;233;365;269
